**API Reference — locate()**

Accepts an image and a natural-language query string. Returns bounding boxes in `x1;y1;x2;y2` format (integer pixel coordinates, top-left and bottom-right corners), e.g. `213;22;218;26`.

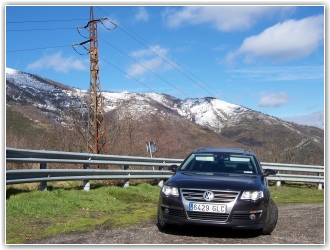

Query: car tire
157;216;169;230
157;209;176;230
261;198;278;235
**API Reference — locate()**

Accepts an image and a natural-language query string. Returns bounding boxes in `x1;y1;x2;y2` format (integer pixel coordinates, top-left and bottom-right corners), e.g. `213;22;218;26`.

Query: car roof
193;147;256;156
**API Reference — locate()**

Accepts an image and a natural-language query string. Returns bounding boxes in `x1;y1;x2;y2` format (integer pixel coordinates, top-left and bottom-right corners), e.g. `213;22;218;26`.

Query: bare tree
319;112;324;129
59;93;89;151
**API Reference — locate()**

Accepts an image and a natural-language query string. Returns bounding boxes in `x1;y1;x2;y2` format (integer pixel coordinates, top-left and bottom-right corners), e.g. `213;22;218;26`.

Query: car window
180;153;257;174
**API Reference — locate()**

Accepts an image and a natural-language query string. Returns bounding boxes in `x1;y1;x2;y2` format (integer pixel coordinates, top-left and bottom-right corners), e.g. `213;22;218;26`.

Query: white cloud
258;91;289;107
163;6;295;31
127;57;163;77
135;7;149;22
126;45;172;78
226;14;324;64
26;52;88;73
283;111;324;129
227;66;324;81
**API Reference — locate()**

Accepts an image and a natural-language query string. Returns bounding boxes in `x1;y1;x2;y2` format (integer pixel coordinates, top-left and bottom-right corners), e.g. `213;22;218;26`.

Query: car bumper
158;194;268;230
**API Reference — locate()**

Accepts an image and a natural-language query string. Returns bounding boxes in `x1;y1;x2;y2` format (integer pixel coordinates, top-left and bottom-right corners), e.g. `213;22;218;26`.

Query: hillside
5;67;324;165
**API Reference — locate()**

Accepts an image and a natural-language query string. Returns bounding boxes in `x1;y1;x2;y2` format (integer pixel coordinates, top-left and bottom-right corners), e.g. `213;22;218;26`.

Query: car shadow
157;223;262;239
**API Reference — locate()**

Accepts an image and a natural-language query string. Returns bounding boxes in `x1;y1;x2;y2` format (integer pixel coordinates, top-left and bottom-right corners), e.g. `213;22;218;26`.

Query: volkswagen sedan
157;147;278;235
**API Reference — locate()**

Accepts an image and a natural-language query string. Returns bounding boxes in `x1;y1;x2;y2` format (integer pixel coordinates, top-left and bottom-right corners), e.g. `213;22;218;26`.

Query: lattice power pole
73;7;116;156
87;6;108;155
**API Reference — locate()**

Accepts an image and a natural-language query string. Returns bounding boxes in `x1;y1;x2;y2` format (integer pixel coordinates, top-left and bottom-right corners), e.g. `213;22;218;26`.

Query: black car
157;147;278;235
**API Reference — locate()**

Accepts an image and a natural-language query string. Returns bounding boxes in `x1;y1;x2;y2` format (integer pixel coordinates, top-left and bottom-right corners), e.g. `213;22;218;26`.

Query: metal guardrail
6;169;174;184
6;147;182;190
261;162;324;173
6;147;183;165
6;147;324;191
261;162;324;190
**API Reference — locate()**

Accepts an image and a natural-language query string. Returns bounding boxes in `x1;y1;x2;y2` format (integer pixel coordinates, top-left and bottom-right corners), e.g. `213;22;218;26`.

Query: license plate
189;203;226;213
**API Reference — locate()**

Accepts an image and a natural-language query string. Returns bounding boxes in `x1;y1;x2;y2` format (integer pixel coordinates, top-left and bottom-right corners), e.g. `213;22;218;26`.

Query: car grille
181;189;239;203
187;211;229;221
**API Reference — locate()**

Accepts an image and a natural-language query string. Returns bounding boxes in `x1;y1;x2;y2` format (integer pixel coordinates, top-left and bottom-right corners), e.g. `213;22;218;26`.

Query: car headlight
241;190;264;201
162;185;179;197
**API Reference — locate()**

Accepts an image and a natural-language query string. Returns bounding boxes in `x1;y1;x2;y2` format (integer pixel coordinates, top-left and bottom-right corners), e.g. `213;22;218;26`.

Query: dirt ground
27;203;324;245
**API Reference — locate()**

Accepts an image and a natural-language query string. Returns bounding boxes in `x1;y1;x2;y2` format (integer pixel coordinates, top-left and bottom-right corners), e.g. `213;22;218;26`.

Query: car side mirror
263;169;276;176
168;164;178;172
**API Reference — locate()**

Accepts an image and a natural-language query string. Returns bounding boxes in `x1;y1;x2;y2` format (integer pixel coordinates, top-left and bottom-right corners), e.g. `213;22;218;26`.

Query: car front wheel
157;216;169;230
157;209;177;231
261;198;278;235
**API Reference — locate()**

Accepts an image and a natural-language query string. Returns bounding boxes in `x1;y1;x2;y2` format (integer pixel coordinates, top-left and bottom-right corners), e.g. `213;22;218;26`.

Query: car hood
167;171;262;191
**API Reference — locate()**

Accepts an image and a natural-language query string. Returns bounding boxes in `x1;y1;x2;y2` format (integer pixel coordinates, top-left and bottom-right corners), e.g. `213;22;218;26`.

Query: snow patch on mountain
175;97;248;130
6;67;60;93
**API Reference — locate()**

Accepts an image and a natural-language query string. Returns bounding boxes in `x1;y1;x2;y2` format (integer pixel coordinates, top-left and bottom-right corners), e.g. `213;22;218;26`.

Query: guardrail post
123;165;129;188
38;163;47;191
157;166;164;187
83;164;90;191
276;171;281;187
318;173;323;190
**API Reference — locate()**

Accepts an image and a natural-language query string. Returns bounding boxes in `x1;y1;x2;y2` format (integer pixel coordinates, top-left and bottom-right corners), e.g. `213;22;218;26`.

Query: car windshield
180;153;258;174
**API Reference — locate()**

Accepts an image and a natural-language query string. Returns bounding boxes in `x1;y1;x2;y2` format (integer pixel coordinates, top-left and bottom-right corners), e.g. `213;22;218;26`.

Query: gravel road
28;203;324;245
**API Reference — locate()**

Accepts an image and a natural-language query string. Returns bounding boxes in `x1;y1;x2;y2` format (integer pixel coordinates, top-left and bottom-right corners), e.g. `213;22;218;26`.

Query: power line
117;27;217;97
95;6;233;103
7;28;76;32
6;21;218;101
6;45;72;52
7;19;88;23
7;29;189;97
119;26;232;102
7;8;231;103
99;55;164;96
99;36;191;99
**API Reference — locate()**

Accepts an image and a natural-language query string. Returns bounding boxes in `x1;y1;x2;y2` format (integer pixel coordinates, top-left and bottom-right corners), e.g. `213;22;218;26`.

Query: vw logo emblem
203;191;214;201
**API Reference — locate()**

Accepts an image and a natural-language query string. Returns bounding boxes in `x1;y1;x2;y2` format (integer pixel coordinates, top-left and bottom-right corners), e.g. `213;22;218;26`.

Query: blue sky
5;3;325;128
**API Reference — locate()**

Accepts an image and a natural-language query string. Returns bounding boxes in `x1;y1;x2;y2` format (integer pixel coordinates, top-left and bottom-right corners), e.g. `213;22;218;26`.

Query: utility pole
73;7;116;159
87;6;107;156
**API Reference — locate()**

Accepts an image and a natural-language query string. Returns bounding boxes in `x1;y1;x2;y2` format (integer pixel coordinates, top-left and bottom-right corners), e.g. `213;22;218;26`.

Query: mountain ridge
5;67;324;164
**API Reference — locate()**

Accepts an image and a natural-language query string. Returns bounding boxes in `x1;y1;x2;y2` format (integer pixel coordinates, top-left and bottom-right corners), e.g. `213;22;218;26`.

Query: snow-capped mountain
6;67;77;111
5;67;323;152
6;67;287;133
102;92;249;132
